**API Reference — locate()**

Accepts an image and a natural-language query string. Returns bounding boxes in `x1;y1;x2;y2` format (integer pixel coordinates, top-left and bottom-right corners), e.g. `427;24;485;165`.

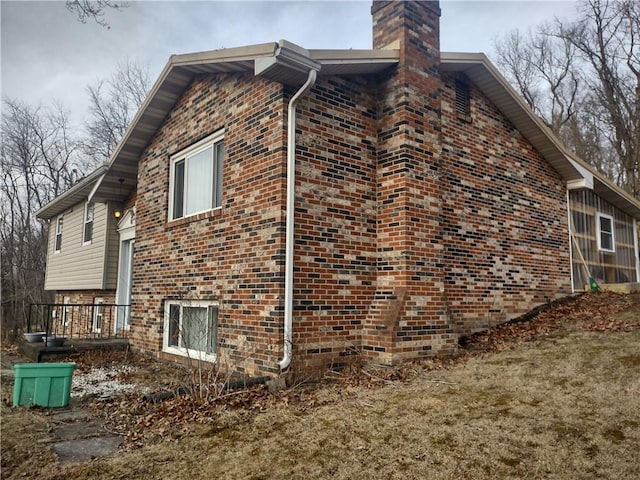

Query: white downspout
279;69;317;372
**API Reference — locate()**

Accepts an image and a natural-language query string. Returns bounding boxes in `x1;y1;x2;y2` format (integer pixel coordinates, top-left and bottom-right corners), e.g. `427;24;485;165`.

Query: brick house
37;0;640;375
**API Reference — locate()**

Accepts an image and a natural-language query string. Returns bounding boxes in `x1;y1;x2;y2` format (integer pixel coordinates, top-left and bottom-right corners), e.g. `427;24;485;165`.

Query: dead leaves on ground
86;291;639;450
89;383;334;450
461;292;640;354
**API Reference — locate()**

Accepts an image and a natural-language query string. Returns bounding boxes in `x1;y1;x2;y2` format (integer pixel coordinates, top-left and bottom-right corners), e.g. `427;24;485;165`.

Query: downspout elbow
279;69;317;373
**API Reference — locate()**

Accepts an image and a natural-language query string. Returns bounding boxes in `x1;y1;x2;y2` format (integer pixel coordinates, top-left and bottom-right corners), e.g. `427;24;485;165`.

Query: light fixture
113;178;125;218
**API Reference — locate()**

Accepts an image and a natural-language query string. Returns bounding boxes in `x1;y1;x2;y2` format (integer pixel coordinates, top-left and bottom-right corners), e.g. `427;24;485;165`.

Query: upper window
83;202;94;244
163;300;218;361
55;216;63;252
596;213;615;253
169;131;224;221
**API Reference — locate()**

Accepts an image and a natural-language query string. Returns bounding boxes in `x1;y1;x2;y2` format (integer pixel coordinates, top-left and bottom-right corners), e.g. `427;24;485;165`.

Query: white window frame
596;212;615;253
83;202;94;245
163;300;218;362
168;130;224;221
54;216;63;252
93;297;104;333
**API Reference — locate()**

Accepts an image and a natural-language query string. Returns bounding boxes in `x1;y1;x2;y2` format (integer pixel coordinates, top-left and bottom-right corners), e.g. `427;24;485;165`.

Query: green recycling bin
12;363;77;408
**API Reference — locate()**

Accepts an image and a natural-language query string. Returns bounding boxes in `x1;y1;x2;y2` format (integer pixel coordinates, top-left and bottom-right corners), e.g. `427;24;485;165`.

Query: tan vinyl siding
44;202;110;291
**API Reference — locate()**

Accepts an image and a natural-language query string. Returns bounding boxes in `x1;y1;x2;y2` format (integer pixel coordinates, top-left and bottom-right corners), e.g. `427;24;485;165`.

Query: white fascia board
87;174;106;203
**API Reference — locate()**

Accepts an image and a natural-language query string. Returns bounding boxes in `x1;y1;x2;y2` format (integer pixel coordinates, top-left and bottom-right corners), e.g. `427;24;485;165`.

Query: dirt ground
2;291;639;479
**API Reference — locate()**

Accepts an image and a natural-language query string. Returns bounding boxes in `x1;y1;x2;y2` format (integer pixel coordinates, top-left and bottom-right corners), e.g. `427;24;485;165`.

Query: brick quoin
125;0;571;375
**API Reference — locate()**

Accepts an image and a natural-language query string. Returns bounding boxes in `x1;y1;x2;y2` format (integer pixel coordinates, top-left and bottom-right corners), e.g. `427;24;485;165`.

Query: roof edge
443;52;580;171
309;48;400;61
169;42;278;67
441;51;640;218
36;165;107;219
104;42;278;175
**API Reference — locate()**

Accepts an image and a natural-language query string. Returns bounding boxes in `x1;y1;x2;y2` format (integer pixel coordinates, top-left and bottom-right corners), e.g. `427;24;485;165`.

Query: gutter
279;68;317;372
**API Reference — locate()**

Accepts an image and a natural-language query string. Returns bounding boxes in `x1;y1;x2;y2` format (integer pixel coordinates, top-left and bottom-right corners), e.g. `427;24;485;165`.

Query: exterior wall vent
455;73;471;121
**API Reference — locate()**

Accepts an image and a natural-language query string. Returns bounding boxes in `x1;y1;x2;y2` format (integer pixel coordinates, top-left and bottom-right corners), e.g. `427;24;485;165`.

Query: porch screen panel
569;189;638;290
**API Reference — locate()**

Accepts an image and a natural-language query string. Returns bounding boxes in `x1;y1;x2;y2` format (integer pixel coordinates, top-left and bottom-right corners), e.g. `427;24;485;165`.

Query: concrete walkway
48;406;122;464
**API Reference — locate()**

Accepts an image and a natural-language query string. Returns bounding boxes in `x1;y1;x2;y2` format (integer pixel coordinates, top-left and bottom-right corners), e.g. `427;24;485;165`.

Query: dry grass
2;293;639;479
1;378;59;477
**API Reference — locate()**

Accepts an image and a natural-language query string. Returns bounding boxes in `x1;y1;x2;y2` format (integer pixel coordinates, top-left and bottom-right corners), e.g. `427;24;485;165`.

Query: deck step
19;338;129;362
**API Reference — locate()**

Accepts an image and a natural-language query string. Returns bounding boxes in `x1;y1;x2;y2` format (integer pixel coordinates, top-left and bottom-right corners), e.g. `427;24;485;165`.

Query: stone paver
53;421;104;441
48;407;124;463
52;436;122;464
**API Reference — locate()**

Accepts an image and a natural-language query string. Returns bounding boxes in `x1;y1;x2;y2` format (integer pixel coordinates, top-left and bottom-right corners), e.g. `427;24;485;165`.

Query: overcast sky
1;0;580;130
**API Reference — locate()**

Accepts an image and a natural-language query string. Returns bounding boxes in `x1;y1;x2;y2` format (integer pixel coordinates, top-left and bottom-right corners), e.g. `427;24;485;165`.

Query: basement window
163;300;218;361
169;131;224;221
596;212;615;253
455;74;471;121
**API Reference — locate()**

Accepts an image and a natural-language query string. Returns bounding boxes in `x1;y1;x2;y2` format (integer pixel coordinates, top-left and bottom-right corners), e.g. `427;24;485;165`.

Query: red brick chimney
364;1;455;365
372;0;440;66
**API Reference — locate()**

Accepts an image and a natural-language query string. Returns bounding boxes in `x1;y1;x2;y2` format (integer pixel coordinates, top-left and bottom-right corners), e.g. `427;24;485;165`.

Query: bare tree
494;0;639;197
65;0;128;28
559;0;640;195
496;27;580;133
83;59;150;163
1;59;149;338
0;100;93;339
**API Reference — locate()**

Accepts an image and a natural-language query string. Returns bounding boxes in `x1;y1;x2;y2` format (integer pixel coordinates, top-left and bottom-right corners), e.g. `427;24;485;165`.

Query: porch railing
27;303;131;344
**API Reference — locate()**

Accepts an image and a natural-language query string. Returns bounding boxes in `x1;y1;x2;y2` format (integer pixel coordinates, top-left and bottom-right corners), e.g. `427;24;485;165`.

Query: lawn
2;292;639;479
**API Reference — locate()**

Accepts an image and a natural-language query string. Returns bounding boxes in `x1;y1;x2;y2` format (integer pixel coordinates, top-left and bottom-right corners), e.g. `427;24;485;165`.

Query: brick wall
131;73;287;375
52;291;117;336
121;0;574;375
292;76;378;371
54;291;116;305
440;73;572;334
